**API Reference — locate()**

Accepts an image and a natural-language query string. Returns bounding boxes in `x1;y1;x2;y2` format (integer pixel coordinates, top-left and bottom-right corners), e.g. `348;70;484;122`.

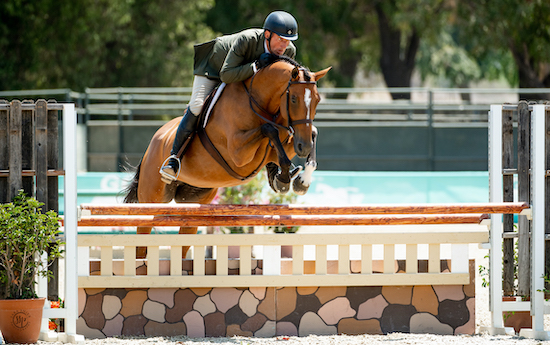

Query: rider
159;10;299;184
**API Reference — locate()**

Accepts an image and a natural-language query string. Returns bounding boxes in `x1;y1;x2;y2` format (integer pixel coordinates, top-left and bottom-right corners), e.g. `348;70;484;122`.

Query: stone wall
76;261;475;338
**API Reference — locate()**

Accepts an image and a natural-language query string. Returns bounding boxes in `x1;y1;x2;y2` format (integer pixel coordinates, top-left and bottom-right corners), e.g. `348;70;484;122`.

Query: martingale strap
197;127;268;181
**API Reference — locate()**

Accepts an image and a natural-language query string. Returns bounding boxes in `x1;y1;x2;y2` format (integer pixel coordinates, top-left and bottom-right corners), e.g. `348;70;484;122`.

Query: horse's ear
314;66;332;81
291;66;300;79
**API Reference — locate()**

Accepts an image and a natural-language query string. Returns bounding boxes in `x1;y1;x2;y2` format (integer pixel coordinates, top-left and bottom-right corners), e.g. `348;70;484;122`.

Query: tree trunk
510;43;550;101
375;2;420;100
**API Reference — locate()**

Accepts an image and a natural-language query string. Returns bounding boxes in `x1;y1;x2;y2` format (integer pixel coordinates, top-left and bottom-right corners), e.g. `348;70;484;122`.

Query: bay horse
123;57;330;258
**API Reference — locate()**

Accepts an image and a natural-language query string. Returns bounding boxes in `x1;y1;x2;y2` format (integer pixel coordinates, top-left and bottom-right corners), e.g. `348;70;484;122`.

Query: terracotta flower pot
502;296;532;334
0;298;45;344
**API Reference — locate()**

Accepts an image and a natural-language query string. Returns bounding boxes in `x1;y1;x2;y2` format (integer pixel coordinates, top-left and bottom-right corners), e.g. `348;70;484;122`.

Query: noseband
243;66;316;136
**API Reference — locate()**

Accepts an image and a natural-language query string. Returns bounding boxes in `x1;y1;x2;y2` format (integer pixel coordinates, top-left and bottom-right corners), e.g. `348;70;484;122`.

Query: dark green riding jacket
193;28;297;84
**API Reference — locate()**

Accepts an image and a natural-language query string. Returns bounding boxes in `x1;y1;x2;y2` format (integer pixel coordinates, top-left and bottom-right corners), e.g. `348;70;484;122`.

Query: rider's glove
255;53;277;71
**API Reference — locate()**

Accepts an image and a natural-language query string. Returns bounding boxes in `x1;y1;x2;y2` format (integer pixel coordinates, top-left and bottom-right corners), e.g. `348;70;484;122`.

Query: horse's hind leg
136;177;179;259
174;184;218;258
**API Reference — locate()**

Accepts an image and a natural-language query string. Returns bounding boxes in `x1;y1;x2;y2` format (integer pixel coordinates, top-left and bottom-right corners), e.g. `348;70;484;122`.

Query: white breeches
188;76;219;115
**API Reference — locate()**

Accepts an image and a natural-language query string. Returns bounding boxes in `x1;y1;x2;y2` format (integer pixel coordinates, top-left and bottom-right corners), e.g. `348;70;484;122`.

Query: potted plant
0;190;63;344
479;247;531;334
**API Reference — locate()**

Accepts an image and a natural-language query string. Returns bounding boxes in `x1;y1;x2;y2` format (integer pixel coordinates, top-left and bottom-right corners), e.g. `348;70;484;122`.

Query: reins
243;65;317;138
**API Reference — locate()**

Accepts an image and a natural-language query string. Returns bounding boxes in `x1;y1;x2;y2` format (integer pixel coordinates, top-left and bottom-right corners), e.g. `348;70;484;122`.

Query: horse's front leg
293;126;318;195
261;123;295;194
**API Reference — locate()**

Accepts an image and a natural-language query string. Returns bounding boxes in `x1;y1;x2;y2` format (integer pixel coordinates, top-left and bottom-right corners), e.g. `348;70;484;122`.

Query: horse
123;57;331;258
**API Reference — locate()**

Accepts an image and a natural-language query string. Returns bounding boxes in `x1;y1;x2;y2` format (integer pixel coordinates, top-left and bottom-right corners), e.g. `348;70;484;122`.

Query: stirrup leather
159;154;181;182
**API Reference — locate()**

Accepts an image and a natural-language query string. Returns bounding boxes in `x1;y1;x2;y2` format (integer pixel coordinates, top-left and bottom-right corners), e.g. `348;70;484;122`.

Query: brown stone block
89;261;100;275
316;287;347;305
136;262;147;275
411;286;438;315
304;261;315;274
242;313;268;333
190;288;211;297
182;259;193;272
165;289;197;323
276;287;297;320
297;287;318;295
281;260;292;274
81;293;105;330
144;320;186;336
382;286;412;305
372;260;383;273
258;288;276;320
338;318;382;335
350;260;361;274
112;260;124;275
159;259;170;275
120;290;147;317
327;260;338;274
205;312;226;336
85;288;105;296
226;324;253;337
122;315;147;336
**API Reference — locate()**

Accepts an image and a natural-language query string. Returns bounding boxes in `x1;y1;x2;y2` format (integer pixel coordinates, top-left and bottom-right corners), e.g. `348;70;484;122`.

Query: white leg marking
300;161;316;187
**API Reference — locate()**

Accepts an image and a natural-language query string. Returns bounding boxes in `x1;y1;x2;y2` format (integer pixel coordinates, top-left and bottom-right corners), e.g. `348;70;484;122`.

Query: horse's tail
122;160;142;203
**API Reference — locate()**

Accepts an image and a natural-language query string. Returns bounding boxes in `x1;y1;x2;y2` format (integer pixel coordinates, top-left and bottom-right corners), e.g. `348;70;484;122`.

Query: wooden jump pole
79;202;529;216
75;213;490;227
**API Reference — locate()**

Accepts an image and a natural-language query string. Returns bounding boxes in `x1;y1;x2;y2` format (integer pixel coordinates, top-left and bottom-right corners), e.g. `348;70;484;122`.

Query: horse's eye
291;95;298;104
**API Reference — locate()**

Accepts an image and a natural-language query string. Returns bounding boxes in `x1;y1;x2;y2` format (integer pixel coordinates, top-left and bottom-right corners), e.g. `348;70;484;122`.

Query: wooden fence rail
79;202;529;216
75;202;527;289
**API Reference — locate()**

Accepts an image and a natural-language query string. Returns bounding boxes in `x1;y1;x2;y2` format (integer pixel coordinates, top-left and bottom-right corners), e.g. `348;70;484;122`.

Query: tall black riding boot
159;108;199;184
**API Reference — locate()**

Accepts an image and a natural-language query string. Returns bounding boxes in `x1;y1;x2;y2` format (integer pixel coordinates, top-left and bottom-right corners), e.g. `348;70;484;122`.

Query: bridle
242;66;317;138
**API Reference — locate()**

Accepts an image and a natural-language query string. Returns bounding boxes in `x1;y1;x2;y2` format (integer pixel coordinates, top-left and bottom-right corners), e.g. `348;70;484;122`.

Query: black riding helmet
263;11;298;41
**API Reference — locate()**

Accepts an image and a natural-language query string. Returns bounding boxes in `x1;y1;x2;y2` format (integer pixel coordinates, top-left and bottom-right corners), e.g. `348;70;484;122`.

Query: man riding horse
160;11;299;184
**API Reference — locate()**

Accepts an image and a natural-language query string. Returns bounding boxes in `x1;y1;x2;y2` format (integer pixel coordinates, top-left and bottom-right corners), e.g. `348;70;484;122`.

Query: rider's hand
255;53;277;70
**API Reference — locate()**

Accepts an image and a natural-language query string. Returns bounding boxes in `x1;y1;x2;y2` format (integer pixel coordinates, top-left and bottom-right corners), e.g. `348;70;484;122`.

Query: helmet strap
265;30;274;54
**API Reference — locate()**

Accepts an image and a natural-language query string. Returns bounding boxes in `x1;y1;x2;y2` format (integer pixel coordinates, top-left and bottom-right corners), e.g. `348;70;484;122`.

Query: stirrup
290;164;303;179
159;155;181;183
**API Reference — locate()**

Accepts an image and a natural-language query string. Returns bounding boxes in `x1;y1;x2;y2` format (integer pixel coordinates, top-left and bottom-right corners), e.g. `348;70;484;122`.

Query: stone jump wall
76;261;475;338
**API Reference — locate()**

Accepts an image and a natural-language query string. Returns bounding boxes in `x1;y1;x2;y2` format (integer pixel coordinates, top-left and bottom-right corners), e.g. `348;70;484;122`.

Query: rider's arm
219;35;257;84
219;33;297;84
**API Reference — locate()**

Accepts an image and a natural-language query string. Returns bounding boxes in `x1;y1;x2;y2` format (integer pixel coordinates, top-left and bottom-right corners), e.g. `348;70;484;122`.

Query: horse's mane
272;56;312;81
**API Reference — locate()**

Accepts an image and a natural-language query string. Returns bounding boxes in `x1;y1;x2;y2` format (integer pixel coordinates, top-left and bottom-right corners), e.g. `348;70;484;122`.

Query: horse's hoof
274;178;290;194
293;177;309;195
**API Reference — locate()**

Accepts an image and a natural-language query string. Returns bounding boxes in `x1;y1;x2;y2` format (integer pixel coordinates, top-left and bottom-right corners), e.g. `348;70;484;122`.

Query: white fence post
40;104;84;343
485;104;506;333
519;105;550;340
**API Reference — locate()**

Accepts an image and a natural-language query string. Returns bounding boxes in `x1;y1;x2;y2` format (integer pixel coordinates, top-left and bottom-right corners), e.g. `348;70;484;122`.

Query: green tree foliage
0;0;216;91
456;0;550;99
2;0;549;97
205;0;377;88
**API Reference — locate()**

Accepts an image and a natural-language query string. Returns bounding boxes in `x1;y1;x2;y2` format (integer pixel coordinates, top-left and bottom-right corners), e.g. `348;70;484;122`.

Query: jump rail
76;214;490;227
80;202;530;216
76;202;527;290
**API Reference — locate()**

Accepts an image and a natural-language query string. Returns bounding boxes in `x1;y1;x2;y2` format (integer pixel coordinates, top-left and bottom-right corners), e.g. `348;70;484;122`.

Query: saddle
175;83;225;159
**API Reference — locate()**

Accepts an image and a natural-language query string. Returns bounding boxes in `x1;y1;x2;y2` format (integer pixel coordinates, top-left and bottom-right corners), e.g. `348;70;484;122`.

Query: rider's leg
160;76;218;183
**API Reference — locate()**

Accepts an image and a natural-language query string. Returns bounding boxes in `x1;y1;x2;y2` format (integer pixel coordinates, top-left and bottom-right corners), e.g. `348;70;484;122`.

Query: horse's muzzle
294;138;312;158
